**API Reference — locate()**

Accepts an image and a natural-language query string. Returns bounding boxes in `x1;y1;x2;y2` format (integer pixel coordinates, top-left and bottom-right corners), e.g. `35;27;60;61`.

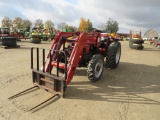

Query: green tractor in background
30;28;41;43
10;29;25;41
62;28;74;32
41;29;55;41
18;29;25;38
24;31;30;38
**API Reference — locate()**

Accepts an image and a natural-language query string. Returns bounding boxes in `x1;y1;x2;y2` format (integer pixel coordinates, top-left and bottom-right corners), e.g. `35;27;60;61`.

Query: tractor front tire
106;41;121;69
87;54;104;82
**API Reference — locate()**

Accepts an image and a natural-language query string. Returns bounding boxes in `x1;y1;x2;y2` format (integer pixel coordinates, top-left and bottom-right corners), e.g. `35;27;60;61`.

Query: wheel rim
94;59;103;78
116;46;121;64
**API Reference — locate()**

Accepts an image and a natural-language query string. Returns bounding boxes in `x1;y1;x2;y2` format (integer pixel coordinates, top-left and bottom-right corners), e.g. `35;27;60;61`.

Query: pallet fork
8;47;68;111
8;32;83;111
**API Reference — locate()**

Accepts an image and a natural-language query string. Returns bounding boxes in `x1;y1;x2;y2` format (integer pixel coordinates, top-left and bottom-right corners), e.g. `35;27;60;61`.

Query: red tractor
0;27;20;48
9;30;121;111
150;37;160;49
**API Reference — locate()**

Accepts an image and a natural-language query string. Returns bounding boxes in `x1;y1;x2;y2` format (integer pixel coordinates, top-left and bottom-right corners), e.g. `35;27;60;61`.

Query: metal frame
31;47;68;97
8;47;68;111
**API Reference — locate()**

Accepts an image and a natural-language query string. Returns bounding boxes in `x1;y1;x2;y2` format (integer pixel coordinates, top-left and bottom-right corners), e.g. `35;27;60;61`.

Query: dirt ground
0;39;160;120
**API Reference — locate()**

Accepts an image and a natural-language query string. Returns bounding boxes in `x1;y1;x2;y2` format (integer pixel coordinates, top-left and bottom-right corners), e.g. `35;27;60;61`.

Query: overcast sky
0;0;160;34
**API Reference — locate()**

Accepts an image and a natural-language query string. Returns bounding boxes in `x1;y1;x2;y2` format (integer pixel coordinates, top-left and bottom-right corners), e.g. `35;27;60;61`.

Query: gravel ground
0;39;160;120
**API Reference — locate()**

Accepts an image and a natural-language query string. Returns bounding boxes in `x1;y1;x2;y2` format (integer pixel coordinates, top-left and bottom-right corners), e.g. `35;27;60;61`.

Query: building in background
143;29;159;40
116;33;130;41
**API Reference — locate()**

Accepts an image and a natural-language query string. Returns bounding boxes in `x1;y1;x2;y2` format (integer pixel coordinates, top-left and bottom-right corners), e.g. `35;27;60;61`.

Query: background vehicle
129;30;144;50
0;27;19;48
30;30;41;43
41;29;55;41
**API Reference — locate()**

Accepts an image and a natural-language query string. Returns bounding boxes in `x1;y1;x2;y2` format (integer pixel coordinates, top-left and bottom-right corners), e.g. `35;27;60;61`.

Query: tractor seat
65;36;78;43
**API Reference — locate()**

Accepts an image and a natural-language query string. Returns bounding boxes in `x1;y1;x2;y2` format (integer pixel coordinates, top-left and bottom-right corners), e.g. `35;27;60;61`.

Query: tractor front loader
9;30;121;111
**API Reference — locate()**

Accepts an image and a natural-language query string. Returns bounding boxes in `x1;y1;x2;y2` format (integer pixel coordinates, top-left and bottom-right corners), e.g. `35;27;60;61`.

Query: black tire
1;37;17;47
129;41;133;48
30;38;41;44
132;44;144;50
30;35;41;38
106;42;121;69
42;37;47;41
130;39;144;44
87;54;104;82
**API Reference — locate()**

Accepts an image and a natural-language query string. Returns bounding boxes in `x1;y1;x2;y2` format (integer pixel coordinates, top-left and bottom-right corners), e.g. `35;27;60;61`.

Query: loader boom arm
66;33;87;84
45;32;100;85
45;32;79;72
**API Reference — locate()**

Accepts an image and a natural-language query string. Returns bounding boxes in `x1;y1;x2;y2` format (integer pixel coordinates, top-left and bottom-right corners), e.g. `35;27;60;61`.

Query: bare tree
23;19;32;32
97;22;106;31
57;22;67;31
72;26;78;32
65;25;78;32
34;19;44;29
12;17;23;30
44;20;54;31
1;17;12;28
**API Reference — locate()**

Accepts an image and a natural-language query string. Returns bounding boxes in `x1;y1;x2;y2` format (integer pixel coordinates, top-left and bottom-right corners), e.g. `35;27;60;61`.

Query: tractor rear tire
130;39;144;44
87;54;104;82
132;44;144;50
106;41;121;69
129;41;133;48
1;37;17;47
